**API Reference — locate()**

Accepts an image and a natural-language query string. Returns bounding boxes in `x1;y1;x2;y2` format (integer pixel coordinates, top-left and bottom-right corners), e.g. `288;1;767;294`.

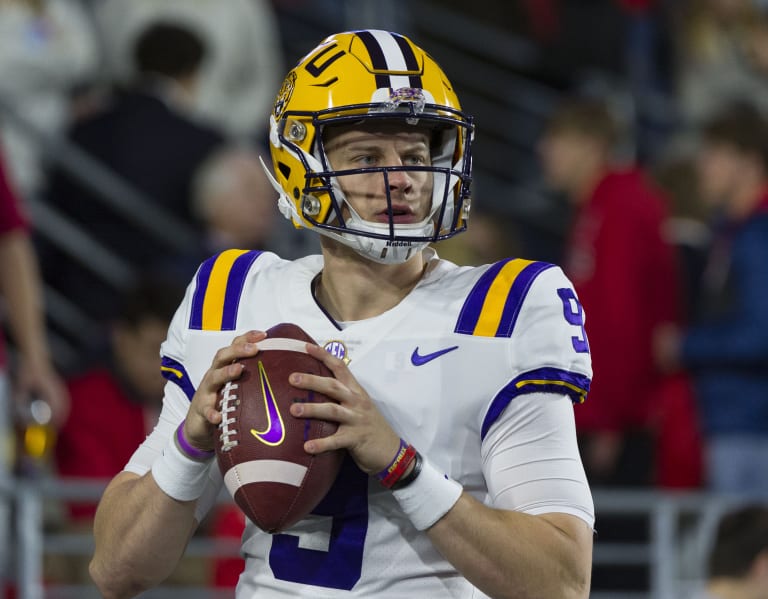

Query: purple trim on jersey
188;250;262;330
160;356;196;401
496;261;554;337
455;259;553;337
221;250;262;330
189;256;216;330
481;367;591;440
455;258;512;335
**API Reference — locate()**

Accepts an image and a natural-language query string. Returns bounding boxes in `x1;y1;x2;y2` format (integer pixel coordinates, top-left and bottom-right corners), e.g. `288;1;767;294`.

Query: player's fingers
302;433;345;455
304;343;362;390
212;330;266;368
290;399;350;424
288;370;354;404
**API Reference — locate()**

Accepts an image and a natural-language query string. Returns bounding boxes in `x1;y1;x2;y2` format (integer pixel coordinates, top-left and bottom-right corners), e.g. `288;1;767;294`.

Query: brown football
215;322;343;533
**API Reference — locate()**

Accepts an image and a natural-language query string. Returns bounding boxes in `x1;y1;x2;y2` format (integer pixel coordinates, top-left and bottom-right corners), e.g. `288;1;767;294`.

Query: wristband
151;427;213;501
391;451;423;491
391;457;463;530
376;439;417;489
175;420;215;462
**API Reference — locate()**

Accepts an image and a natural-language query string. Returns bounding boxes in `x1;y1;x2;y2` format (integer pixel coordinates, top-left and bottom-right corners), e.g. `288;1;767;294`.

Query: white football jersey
126;248;594;598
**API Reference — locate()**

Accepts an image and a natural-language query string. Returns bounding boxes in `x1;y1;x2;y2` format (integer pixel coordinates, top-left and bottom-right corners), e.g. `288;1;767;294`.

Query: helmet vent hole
278;162;291;179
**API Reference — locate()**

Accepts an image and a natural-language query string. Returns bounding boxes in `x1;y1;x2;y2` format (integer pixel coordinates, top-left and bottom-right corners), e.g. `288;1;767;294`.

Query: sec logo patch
323;340;350;364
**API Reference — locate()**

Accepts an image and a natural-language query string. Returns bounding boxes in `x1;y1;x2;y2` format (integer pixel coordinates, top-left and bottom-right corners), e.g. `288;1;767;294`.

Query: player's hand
288;343;403;476
184;330;266;452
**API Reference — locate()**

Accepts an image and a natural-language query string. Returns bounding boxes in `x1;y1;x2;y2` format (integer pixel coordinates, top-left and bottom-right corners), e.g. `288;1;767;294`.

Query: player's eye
403;153;428;166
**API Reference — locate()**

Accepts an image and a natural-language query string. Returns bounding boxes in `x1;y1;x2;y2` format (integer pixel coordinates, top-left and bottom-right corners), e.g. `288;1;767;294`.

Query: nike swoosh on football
250;361;285;446
410;345;459;366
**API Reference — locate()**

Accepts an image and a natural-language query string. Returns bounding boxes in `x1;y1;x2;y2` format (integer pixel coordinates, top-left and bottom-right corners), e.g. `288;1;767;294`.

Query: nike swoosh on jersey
250;361;286;446
410;345;459;366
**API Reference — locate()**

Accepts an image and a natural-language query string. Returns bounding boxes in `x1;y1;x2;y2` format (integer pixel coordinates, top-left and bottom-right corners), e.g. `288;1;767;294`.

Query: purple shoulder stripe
481;367;591;440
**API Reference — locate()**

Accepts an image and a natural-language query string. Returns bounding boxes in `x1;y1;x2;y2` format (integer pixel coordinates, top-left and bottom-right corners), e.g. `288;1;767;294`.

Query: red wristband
376;439;417;489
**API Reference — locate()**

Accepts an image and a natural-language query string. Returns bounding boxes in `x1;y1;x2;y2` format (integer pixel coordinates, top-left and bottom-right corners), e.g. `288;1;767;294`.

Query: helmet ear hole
278;162;291;179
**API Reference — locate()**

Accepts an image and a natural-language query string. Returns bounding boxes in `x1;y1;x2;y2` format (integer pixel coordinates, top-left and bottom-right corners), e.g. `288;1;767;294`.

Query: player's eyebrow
326;135;429;155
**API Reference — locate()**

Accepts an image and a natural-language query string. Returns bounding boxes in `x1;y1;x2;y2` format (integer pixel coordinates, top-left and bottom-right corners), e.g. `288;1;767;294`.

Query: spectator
49;275;206;586
162;145;317;285
0;148;68;594
672;0;768;126
695;504;768;599
95;0;283;141
537;96;685;487
40;21;226;326
0;0;98;197
654;102;768;499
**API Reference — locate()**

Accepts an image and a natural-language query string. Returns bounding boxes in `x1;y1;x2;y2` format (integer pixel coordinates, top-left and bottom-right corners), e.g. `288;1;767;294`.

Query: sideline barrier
3;475;752;599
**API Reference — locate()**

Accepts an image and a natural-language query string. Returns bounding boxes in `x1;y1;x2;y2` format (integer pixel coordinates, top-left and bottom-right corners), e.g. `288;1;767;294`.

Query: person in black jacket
40;22;227;359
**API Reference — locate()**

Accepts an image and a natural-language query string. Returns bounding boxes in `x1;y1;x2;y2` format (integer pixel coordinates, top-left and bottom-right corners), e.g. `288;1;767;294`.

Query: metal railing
0;472;752;599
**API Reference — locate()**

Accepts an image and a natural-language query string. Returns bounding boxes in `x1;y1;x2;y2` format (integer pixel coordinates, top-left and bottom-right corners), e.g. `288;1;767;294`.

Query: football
215;322;344;533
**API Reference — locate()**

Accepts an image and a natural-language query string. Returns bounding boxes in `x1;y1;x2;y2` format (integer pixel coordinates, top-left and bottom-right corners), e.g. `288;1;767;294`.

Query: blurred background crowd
1;0;767;597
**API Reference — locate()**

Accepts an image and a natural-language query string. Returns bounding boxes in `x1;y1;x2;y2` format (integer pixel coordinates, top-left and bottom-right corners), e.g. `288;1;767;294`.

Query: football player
91;30;594;598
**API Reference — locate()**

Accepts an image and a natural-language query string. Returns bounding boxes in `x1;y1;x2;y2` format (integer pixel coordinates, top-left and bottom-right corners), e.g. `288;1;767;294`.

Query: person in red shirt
538;97;700;487
0;149;69;596
51;276;194;584
53;274;243;588
54;276;181;517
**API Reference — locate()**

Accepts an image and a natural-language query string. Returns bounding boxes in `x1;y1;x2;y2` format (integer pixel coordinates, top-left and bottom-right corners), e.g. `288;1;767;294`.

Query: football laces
218;381;240;452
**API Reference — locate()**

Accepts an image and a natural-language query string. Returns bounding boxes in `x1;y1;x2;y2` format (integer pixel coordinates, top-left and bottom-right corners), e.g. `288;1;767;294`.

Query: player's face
323;123;434;224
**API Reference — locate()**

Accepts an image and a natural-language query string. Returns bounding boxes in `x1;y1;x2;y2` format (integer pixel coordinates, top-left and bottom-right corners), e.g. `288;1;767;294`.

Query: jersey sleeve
476;263;593;439
474;263;594;526
123;269;222;522
480;392;594;528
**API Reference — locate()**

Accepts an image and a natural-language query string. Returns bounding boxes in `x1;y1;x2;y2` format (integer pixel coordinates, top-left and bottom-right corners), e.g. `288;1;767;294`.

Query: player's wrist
391;457;462;530
390;451;423;490
375;438;417;489
151;423;213;502
175;420;215;461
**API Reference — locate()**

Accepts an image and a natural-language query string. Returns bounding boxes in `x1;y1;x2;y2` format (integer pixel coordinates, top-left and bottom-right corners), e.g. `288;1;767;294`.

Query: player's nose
386;165;413;191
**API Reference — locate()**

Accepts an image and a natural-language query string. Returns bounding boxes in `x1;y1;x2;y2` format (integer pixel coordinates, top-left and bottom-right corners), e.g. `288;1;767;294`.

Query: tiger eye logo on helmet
382;88;426;123
273;71;297;120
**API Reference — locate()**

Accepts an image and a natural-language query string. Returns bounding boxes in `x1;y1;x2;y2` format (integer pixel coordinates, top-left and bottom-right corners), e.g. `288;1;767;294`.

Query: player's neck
316;243;427;322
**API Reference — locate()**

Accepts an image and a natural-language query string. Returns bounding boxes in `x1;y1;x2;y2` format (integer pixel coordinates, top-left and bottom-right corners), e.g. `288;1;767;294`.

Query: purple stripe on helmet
356;30;390;89
481;367;592;440
391;33;422;88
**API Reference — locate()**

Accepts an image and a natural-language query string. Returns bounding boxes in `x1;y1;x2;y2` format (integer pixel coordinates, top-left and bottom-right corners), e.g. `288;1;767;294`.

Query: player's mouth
376;204;417;224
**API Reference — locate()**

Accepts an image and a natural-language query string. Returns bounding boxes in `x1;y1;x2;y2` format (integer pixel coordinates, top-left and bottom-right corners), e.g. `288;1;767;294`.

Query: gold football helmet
265;30;474;263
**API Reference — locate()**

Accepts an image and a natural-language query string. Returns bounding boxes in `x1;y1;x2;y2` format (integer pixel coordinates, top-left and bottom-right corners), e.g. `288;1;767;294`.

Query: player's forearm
426;493;592;599
0;232;51;364
90;472;198;598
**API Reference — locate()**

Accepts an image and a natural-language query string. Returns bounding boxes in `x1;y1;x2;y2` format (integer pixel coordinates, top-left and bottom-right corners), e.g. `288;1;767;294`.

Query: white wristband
151;431;213;501
391;458;462;530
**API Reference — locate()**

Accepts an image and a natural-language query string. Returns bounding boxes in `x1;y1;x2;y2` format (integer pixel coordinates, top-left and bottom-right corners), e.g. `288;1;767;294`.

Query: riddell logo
387;241;413;247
